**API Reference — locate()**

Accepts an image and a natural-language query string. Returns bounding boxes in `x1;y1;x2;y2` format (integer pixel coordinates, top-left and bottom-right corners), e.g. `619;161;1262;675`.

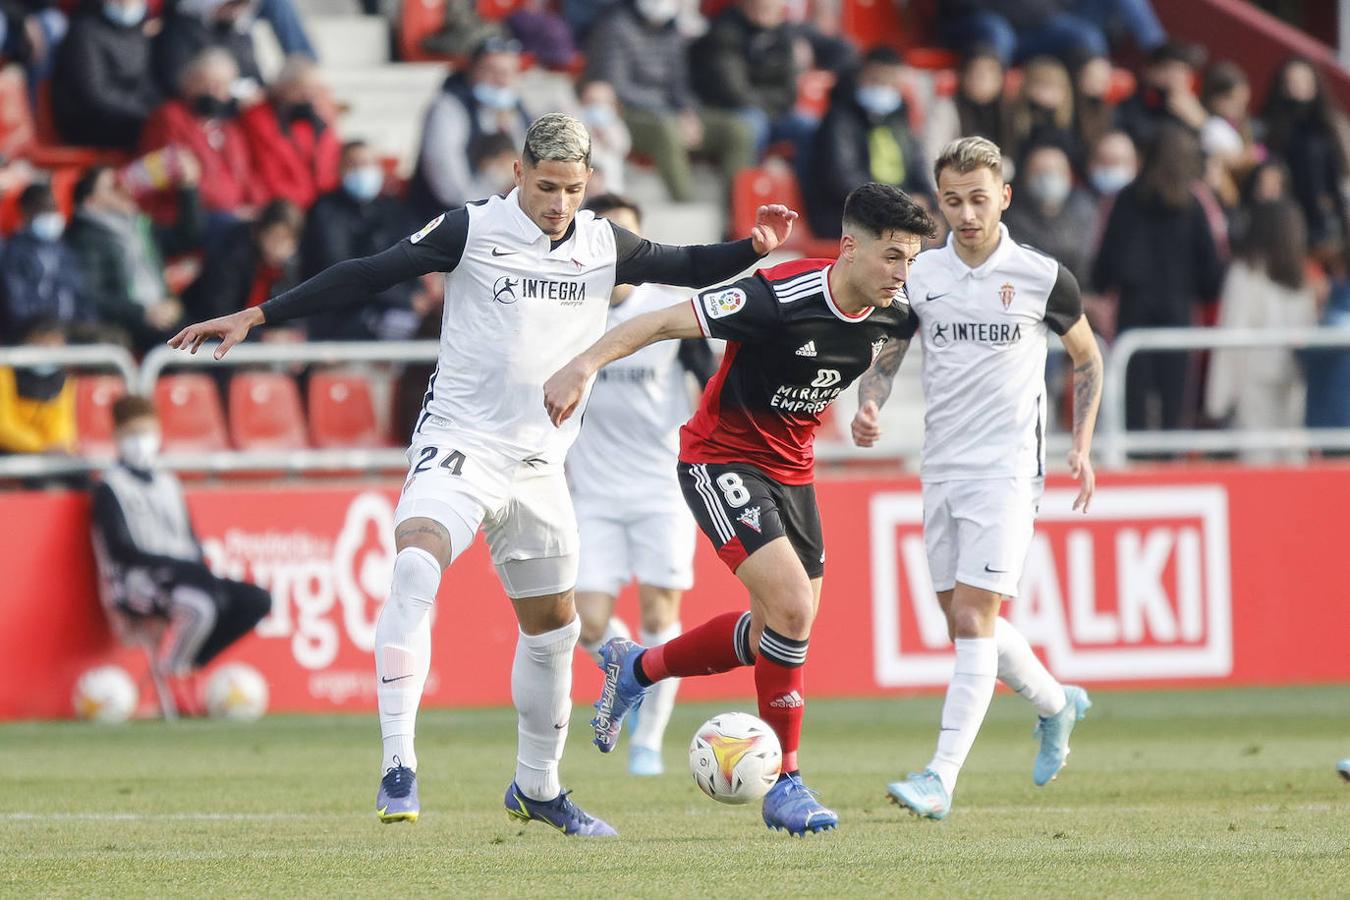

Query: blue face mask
343;166;384;203
473;83;519;111
582;104;615;128
103;0;146;27
856;84;902;118
31;212;65;242
1090;165;1134;195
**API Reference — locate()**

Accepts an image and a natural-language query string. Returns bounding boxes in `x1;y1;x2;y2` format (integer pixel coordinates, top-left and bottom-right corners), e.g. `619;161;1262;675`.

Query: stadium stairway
254;0;726;242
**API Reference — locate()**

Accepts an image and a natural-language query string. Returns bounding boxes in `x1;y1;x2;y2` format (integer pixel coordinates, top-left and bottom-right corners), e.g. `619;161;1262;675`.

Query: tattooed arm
851;337;911;448
1060;315;1104;513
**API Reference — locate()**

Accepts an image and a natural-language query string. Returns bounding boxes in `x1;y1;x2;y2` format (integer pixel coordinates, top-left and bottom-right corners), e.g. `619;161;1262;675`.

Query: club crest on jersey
738;505;762;533
999;281;1016;310
410;213;444;244
703;287;746;320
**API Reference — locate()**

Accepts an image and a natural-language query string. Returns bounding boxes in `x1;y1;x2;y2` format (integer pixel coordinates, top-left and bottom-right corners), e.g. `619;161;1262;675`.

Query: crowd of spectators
3;0;1350;462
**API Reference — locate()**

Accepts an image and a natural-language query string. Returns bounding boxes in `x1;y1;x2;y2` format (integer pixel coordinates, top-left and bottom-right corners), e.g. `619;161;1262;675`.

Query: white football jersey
259;187;763;465
902;224;1082;482
419;192;618;463
567;283;694;506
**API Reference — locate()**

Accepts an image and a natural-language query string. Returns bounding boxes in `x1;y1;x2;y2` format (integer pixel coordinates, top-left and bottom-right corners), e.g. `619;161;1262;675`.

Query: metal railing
137;341;442;474
1101;326;1350;467
4;328;1350;480
0;345;139;480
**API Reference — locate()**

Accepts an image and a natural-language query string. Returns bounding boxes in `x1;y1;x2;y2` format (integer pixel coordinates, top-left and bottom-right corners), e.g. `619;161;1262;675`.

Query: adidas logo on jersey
795;341;817;357
769;691;804;709
738;506;762;533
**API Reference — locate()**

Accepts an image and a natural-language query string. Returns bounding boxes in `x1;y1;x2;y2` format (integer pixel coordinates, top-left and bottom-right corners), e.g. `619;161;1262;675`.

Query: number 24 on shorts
411;446;467;477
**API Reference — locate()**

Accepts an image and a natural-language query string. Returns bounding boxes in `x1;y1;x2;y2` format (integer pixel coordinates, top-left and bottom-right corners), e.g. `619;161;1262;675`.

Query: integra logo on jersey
930;321;1023;348
702;287;746;320
492;275;587;307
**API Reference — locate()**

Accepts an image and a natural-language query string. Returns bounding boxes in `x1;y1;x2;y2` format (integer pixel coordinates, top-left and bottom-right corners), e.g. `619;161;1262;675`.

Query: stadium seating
0;64;127;170
733;165;838;259
153;373;229;453
307;371;389;448
74;375;127;458
227;372;310;451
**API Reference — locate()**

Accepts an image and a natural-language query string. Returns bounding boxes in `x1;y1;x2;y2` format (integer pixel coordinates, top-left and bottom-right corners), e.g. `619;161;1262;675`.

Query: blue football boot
503;782;617;836
592;638;648;753
761;772;838;836
1033;686;1092;786
375;759;419;823
886;770;951;821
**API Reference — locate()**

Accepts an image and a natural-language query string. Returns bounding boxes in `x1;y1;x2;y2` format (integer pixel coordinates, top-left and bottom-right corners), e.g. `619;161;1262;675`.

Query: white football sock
995;617;1066;717
579;615;632;665
375;547;441;773
928;637;998;795
631;622;681;751
513;616;581;801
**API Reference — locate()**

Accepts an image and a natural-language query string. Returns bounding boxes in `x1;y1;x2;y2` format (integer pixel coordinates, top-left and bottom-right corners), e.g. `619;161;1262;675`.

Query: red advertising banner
2;466;1348;720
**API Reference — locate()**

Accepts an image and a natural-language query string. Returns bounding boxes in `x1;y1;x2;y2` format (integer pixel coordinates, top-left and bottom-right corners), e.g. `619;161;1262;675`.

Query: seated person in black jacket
805;46;933;239
301;141;426;341
184;199;303;324
51;0;161;150
91;395;271;677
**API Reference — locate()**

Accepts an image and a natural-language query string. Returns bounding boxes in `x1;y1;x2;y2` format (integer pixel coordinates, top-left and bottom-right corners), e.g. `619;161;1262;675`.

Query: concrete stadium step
323;64;446;173
306;15;392;67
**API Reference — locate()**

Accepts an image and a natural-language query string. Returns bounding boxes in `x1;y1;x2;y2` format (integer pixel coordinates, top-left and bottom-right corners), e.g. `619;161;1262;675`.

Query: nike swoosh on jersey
983;564;1008;574
925;292;949;302
490;247;514;256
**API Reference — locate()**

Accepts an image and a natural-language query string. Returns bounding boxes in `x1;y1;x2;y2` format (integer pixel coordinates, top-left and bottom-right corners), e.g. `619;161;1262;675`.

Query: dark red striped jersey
681;258;913;484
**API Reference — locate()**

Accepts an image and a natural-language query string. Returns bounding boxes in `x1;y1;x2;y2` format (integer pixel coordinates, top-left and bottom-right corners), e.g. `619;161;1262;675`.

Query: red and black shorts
677;460;825;578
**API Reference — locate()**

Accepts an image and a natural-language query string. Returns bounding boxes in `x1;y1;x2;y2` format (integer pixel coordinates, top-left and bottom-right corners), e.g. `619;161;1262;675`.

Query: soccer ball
73;665;138;723
688;712;782;804
205;663;269;721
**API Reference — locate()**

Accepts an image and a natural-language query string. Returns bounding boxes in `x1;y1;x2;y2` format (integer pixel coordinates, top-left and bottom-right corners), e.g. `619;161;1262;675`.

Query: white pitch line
0;812;340;823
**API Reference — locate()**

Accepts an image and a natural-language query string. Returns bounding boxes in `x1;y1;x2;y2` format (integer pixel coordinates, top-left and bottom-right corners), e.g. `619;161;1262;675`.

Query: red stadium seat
398;0;446;62
154;373;229;452
308;371;389;448
228;372;309;450
75;375;126;457
732;166;839;259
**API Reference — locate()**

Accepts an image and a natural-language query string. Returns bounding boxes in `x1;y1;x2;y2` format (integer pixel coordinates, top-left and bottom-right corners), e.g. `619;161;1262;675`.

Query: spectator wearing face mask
153;0;263;99
51;0;161;151
408;36;530;220
1005;142;1098;284
1114;39;1207;151
184;199;303;322
585;0;755;203
1008;55;1081;170
139;48;266;229
0;316;75;456
91;394;272;682
67;159;203;353
241;55;341;209
577;79;631;195
1085;128;1137;199
301;141;431;341
0;185;97;344
804;45;932;239
923;46;1012;168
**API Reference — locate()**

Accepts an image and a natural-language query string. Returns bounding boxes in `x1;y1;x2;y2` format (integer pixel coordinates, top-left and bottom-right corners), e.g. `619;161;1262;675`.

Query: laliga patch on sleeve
703;287;747;320
409;213;445;244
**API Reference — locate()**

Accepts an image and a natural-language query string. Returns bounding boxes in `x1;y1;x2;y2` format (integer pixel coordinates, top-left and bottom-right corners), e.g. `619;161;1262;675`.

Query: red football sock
756;657;804;773
639;611;749;683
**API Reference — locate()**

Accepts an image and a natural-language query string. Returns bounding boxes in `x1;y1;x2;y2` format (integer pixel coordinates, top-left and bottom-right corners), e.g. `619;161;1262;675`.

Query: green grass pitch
2;686;1347;897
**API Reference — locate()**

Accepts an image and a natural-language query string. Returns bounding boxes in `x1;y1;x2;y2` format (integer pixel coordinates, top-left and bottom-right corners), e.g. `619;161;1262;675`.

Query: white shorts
573;499;697;596
393;428;578;598
922;477;1043;597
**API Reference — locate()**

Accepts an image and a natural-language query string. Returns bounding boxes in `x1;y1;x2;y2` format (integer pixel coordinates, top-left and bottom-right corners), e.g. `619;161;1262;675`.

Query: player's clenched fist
851;400;882;447
543;359;592;427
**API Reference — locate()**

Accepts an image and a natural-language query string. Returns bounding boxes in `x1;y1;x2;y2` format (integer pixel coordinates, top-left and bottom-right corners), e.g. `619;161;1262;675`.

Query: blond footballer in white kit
851;137;1105;820
169;114;796;833
566;195;715;777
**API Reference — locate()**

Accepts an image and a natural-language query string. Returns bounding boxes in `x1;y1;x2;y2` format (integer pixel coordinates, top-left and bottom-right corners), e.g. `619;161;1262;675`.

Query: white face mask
635;0;679;25
117;431;161;469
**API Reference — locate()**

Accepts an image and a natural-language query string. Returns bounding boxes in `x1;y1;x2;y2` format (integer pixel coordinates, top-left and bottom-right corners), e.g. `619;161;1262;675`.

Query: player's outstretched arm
1061;315;1103;513
544;300;703;426
611;204;797;288
851;337;911;448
